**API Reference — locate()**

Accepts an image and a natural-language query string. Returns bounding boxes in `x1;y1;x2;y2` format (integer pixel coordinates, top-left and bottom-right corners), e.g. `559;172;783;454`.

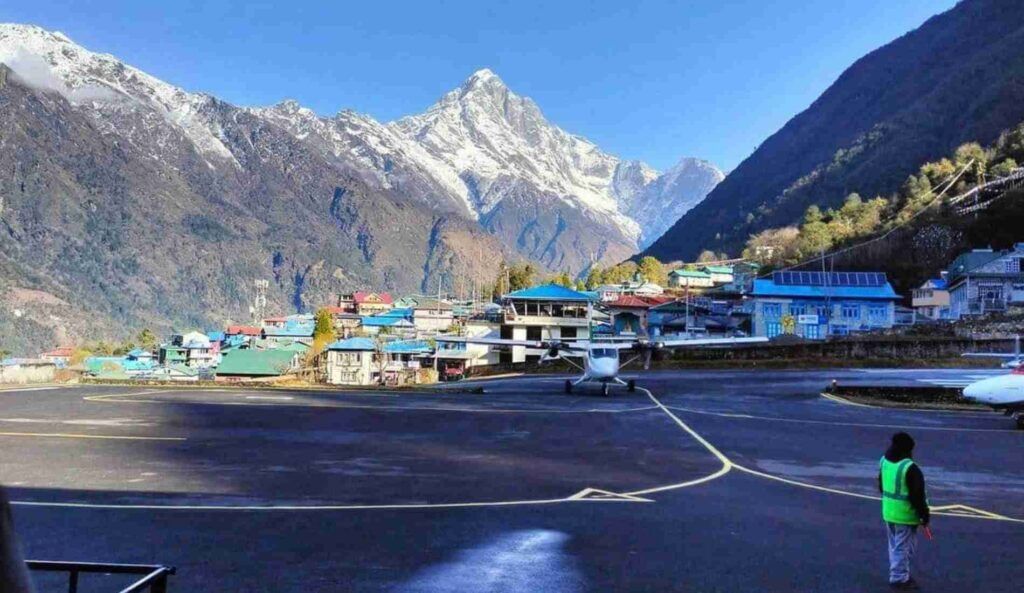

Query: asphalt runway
1;369;1022;592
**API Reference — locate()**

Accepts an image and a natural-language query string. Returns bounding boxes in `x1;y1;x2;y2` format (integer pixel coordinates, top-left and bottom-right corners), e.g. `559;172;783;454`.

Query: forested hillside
645;0;1024;261
742;121;1024;294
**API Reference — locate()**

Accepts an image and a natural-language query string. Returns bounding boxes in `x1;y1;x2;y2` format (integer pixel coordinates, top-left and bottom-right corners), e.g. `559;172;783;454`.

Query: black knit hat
891;432;915;453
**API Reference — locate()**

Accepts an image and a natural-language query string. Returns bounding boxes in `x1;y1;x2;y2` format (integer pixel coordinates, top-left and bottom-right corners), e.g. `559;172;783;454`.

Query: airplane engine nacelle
540;347;561;364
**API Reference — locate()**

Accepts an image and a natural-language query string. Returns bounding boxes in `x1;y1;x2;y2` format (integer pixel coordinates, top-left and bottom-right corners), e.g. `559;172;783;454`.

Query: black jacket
877;447;930;525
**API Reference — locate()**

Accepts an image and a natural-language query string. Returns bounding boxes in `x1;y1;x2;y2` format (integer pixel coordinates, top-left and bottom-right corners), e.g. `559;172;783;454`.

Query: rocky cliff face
0;24;721;352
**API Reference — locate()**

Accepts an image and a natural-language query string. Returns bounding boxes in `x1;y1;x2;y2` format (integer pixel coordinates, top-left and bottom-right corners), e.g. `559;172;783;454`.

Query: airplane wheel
602;383;610;397
1016;415;1024;430
564;380;573;394
627;379;636;393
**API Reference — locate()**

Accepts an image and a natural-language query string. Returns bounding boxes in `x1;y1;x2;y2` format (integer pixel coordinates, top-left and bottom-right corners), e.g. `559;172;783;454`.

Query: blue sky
2;0;957;171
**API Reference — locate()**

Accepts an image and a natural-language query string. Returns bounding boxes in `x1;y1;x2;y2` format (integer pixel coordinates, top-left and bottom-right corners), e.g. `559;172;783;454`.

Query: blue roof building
498;284;595;364
750;271;900;339
504;284;596;301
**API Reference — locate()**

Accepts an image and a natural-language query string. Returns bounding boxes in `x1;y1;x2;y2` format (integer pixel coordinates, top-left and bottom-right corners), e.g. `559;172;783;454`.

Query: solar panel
772;271;886;287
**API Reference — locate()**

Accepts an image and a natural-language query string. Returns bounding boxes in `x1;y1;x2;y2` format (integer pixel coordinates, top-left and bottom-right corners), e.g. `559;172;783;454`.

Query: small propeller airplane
961;336;1024;428
435;334;768;395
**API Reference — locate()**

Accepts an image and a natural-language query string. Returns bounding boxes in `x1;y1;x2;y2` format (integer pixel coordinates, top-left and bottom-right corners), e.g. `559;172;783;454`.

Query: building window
790;304;806;317
841;304;860;320
815;305;830;320
804;324;821;340
766;322;782;338
763;303;782;319
561;327;577;339
831;325;849;336
868;305;888;323
1005;258;1021;274
526;326;542;341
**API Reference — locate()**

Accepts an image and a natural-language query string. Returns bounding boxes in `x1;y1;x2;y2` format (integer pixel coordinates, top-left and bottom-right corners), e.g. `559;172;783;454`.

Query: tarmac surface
1;368;1022;592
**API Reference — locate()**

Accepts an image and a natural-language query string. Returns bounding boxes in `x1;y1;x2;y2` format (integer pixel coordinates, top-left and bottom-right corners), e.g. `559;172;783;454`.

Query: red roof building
226;325;263;336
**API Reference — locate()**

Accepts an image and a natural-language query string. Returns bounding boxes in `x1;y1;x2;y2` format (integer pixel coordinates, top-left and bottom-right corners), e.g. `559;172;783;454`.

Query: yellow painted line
820;391;873;408
666;405;1023;433
0;431;185;442
731;464;1024;524
820;391;992;416
648;395;1024;524
625;387;733;497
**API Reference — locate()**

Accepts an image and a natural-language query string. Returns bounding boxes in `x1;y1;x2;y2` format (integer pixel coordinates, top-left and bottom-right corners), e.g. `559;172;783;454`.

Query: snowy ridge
0;24;724;252
391;69;644;240
0;23;237;165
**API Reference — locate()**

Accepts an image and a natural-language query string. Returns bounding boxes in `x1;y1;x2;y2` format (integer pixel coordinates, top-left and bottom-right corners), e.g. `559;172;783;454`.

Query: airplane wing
654;336;769;348
435;336;590;351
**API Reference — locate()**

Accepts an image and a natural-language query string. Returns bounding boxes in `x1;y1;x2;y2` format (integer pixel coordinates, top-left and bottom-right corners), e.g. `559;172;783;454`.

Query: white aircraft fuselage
962;368;1024;428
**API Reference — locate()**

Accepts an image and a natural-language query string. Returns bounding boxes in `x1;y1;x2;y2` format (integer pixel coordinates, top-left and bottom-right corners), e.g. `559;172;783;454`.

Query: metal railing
27;561;175;593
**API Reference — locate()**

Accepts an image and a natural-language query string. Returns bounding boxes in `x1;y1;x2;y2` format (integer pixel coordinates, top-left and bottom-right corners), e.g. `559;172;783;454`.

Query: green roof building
216;350;298;378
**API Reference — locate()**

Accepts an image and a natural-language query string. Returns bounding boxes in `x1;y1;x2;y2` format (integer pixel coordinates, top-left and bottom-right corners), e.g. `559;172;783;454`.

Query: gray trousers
885;522;918;584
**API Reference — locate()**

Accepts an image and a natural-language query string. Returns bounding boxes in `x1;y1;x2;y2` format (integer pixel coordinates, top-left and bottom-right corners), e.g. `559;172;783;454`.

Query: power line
759;159;975;278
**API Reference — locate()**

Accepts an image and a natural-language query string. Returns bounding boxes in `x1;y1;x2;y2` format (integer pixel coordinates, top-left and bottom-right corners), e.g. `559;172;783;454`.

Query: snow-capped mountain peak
0;23;237;165
0;23;722;262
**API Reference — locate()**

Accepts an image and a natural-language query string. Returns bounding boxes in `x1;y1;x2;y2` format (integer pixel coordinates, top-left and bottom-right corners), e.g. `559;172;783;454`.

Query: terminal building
498;284;596;364
750;271;900;339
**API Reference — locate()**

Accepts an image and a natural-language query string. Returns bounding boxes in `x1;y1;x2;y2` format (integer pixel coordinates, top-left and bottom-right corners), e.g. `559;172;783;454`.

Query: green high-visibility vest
880;456;920;525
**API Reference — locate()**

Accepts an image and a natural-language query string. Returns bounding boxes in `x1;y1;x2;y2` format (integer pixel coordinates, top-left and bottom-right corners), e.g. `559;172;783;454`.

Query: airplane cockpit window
592;348;615;359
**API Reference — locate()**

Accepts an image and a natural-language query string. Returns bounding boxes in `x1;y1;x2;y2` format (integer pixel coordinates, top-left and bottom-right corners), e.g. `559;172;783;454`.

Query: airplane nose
962;382;988;403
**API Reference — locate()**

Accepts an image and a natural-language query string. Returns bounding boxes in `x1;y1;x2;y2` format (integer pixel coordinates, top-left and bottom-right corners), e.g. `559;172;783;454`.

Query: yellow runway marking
0;431;185;442
820;391;874;408
625;388;733;497
666;405;1023;433
8;385;1022;519
820;391;992;416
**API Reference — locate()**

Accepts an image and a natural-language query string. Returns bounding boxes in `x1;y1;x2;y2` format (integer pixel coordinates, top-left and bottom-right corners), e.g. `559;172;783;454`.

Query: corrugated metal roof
670;269;711;278
947;249;1004;281
216;349;296;376
328;337;376;351
751;278;899;300
701;265;734;274
361;316;414;327
504;284;595;301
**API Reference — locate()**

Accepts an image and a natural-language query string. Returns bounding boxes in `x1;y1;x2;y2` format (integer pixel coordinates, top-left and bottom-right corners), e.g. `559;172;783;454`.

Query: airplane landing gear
602;383;610;397
627;379;636;393
1015;413;1024;430
565;379;573;394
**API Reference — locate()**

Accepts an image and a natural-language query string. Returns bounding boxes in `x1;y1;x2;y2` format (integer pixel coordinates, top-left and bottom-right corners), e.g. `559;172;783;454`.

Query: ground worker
878;432;930;590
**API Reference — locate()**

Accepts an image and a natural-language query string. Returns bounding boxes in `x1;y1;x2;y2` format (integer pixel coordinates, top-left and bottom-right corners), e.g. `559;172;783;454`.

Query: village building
700;265;735;285
216;349;300;382
396;296;456;332
359;314;416;336
432;320;502;380
322;306;362;338
750;271;900;339
912;276;951;320
262;318;315;345
594;275;665;302
499;284;595;364
321;338;432;386
39;346;73;368
165;331;219;368
353;291;394;316
668;269;715;289
947;244;1024;319
604;295;675;336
